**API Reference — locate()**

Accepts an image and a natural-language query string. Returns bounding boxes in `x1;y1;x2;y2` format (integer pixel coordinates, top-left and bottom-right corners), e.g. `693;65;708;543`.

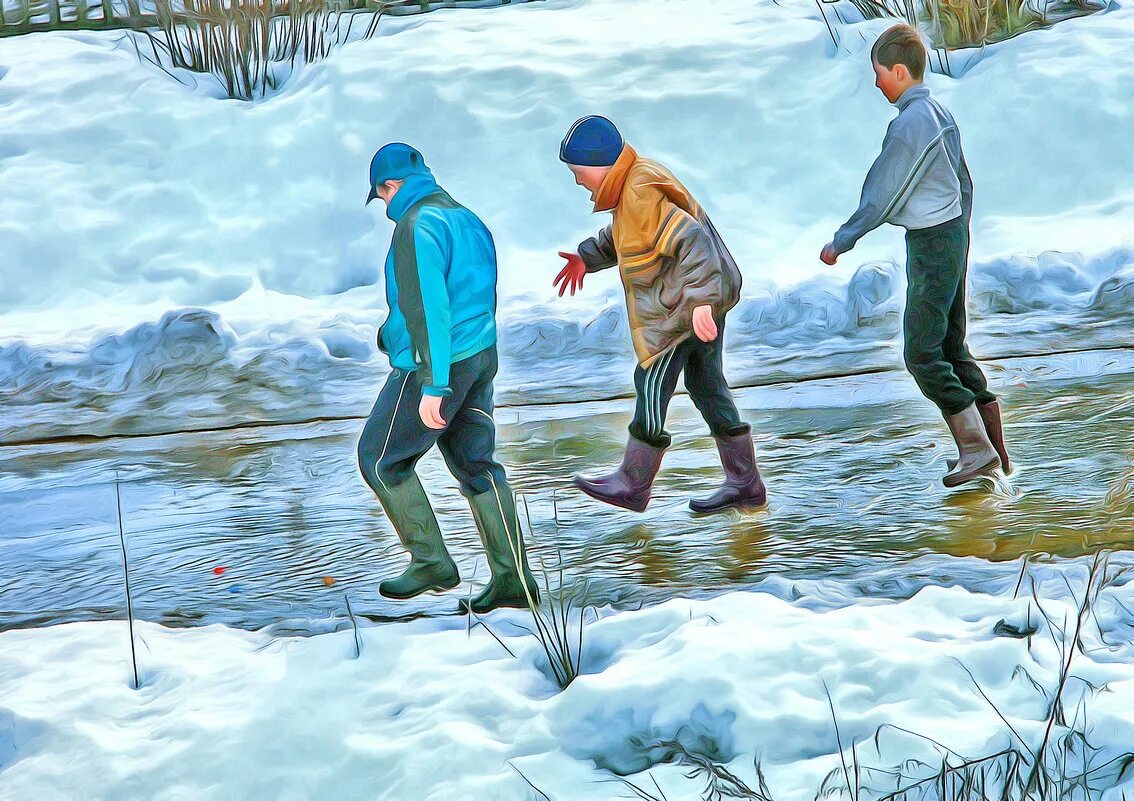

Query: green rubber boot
376;475;460;600
458;483;539;615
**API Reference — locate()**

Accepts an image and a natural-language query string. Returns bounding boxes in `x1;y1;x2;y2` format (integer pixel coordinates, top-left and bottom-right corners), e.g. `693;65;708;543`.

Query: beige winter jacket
577;144;743;367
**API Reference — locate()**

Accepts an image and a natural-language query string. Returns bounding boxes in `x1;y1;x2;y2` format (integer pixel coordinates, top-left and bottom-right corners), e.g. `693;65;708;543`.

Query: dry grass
515;493;591;690
467;492;590;691
587;551;1134;801
133;0;388;100
925;0;1042;49
833;0;1105;50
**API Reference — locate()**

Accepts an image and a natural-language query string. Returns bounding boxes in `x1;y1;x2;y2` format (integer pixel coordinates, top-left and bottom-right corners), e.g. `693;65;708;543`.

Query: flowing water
1;350;1131;635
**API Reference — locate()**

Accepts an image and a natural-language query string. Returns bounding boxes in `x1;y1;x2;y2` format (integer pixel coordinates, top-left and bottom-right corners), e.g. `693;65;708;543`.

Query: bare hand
692;305;718;342
419;394;447;430
554;251;586;297
820;242;839;266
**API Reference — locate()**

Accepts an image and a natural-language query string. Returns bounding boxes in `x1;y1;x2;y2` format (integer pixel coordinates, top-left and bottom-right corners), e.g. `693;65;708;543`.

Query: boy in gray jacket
821;24;1011;487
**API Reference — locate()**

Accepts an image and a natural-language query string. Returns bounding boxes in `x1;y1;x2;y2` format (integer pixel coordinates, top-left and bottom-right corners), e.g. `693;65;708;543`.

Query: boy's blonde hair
871;23;926;80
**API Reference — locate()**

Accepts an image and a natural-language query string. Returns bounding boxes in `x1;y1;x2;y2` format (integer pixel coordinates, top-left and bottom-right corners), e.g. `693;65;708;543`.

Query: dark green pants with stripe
629;318;749;449
904;215;996;416
357;347;507;498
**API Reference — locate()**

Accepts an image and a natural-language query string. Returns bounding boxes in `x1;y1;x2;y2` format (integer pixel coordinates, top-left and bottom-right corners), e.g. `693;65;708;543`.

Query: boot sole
947;457;1012;475
458;591;539;615
574;479;649;513
943;457;1001;488
378;573;461;601
689;498;769;515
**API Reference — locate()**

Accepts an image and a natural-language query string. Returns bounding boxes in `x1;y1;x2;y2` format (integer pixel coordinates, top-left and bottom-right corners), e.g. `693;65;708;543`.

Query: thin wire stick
115;475;140;690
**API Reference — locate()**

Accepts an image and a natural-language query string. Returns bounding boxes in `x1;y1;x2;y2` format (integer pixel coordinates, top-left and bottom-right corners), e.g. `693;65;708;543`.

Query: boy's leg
435;349;538;614
573;343;686;512
941;222;996;405
941;222;1011;473
684;319;767;513
903;220;978;416
682;318;749;439
628;343;687;450
905;219;999;485
357;369;458;599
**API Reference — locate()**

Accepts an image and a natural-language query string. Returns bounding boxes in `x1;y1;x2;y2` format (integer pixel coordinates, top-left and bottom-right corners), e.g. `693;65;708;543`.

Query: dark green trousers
904;216;996;416
357;347;507;499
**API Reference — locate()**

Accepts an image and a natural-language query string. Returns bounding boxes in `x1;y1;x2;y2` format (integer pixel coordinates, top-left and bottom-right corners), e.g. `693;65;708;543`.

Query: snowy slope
2;570;1134;800
0;0;1132;440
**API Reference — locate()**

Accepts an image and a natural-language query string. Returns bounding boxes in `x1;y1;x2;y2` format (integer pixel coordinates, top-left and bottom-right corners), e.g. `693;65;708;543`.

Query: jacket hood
387;172;442;222
592;144;639;213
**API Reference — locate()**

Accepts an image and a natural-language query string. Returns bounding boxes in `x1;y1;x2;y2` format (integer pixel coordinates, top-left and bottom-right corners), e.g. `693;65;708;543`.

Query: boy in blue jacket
359;143;537;614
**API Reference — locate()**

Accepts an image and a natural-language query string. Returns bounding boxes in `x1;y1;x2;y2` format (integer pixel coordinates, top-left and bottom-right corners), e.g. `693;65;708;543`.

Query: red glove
554;251;587;297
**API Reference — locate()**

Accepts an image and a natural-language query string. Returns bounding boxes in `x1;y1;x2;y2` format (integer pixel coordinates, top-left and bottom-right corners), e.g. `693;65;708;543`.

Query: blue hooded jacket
377;170;498;397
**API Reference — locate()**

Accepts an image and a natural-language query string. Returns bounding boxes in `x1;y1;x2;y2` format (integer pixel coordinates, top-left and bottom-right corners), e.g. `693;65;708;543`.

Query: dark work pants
904;216;997;416
357;347;508;499
629;318;750;449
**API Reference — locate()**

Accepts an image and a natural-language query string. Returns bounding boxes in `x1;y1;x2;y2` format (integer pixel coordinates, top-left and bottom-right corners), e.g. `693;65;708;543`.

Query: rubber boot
943;403;1002;488
573;437;666;513
947;400;1012;475
376;475;460;600
976;400;1011;474
689;432;768;514
458;483;539;615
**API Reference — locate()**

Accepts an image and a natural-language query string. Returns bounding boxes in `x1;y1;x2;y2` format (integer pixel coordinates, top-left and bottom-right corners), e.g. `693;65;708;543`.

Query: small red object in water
213;566;227;575
323;576;336;587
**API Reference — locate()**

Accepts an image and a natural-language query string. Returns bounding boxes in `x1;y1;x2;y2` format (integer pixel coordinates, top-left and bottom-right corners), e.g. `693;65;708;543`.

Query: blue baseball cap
366;143;431;205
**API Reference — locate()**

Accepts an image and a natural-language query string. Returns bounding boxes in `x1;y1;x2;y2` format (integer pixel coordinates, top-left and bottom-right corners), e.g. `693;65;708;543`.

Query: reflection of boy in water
359;143;537;615
555;116;767;515
820;25;1010;486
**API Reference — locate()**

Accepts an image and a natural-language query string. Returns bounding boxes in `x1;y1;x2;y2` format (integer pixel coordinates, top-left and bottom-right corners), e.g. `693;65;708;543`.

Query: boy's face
568;164;611;200
873;60;914;104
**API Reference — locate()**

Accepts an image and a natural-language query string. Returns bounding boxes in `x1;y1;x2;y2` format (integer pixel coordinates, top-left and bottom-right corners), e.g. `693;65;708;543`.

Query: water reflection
1;359;1131;633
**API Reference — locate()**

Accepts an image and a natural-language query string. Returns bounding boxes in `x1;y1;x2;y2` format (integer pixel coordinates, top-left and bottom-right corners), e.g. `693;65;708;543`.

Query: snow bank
1;573;1133;799
1;0;1132;440
2;246;1132;442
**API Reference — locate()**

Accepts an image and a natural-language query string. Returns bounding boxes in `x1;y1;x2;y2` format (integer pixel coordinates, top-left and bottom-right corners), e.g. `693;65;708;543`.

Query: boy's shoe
943;404;1001;487
376;474;460;600
946;400;1012;475
573;437;666;513
689;432;768;514
458;485;540;615
380;561;460;600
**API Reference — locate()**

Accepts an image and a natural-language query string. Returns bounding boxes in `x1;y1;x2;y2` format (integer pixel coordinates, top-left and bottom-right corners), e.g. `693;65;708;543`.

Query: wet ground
1;349;1131;634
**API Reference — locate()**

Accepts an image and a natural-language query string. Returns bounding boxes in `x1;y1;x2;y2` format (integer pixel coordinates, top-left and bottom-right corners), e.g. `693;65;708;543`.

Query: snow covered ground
2;562;1133;800
2;4;1132;797
1;0;1132;441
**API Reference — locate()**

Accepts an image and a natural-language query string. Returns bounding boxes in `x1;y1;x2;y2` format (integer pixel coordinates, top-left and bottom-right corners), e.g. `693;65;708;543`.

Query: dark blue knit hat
560;116;624;167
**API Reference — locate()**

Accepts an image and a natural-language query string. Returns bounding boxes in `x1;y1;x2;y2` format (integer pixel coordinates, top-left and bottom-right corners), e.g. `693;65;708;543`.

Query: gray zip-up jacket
833;84;973;254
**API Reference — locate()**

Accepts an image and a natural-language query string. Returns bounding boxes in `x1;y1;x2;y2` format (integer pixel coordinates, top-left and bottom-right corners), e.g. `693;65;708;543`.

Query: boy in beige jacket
555;115;765;514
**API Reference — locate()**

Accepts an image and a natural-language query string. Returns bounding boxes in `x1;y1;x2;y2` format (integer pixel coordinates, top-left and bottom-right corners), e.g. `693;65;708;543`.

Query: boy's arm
958;150;974;218
831;120;921;255
668;218;725;313
394;211;454;397
640;182;726;313
578;225;618;273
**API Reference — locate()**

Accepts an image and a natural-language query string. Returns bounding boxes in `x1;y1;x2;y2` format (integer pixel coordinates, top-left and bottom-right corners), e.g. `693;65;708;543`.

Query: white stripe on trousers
642;347;676;441
374;371;412;494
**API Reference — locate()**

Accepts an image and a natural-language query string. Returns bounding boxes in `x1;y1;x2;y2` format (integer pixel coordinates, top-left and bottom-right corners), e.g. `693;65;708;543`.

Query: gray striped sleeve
833;117;931;254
